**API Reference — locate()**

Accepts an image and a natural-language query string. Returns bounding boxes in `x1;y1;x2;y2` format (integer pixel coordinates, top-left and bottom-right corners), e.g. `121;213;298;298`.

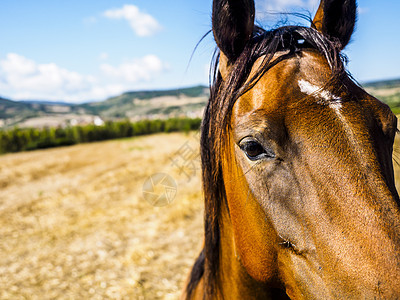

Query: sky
0;0;399;103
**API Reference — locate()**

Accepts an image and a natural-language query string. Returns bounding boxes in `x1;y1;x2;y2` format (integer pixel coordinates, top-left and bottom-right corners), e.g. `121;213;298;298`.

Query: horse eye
239;139;275;161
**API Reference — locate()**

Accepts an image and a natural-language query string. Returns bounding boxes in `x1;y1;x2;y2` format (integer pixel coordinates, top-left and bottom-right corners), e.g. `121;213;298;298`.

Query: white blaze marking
298;79;358;150
298;79;341;109
328;101;343;116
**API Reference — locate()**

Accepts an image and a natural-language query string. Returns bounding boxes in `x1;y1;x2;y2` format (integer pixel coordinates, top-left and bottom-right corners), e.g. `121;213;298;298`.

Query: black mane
186;24;346;299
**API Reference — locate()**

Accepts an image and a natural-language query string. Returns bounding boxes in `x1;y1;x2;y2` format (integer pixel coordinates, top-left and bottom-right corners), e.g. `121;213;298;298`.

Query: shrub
0;118;201;154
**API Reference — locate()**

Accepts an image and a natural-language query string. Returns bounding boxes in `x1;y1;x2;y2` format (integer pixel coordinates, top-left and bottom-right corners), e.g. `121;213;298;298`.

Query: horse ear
212;0;255;77
312;0;357;49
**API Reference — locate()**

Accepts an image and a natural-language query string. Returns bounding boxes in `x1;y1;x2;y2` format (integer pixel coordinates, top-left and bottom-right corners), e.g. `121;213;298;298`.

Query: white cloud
0;53;168;102
100;55;169;83
103;5;162;37
0;53;95;101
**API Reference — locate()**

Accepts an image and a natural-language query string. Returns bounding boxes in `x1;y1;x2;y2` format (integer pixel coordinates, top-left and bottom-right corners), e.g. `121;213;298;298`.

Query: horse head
185;0;400;298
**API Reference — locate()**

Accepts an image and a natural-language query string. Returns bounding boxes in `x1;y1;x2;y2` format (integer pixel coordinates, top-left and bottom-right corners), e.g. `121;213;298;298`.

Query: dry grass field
1;131;400;300
393;134;400;193
0;132;204;299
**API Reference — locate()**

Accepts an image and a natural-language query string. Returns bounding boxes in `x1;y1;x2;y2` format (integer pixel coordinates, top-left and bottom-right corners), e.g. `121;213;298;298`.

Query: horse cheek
222;150;279;283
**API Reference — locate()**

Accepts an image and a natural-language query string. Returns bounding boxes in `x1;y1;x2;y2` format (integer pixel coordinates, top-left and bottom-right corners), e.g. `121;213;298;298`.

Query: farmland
0;132;203;299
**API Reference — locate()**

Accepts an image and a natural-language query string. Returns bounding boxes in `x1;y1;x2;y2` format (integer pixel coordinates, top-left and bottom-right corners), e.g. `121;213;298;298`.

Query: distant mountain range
363;79;400;113
0;85;209;128
1;79;400;128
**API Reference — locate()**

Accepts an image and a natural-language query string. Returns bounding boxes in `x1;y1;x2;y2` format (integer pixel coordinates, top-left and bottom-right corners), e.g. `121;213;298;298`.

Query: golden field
1;131;400;299
0;132;204;299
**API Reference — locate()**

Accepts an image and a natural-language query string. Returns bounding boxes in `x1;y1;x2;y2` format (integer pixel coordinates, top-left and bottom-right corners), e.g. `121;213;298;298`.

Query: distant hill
1;79;400;129
0;97;36;119
0;97;77;125
0;96;87;128
21;100;75;106
363;79;400;113
0;85;209;128
79;85;208;119
363;79;400;89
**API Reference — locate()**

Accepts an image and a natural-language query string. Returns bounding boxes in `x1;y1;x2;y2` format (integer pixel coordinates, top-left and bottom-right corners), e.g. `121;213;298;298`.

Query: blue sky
0;0;399;103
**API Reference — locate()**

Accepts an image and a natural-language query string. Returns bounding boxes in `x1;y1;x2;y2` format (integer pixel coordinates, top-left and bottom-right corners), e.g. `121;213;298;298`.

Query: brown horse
183;0;400;298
